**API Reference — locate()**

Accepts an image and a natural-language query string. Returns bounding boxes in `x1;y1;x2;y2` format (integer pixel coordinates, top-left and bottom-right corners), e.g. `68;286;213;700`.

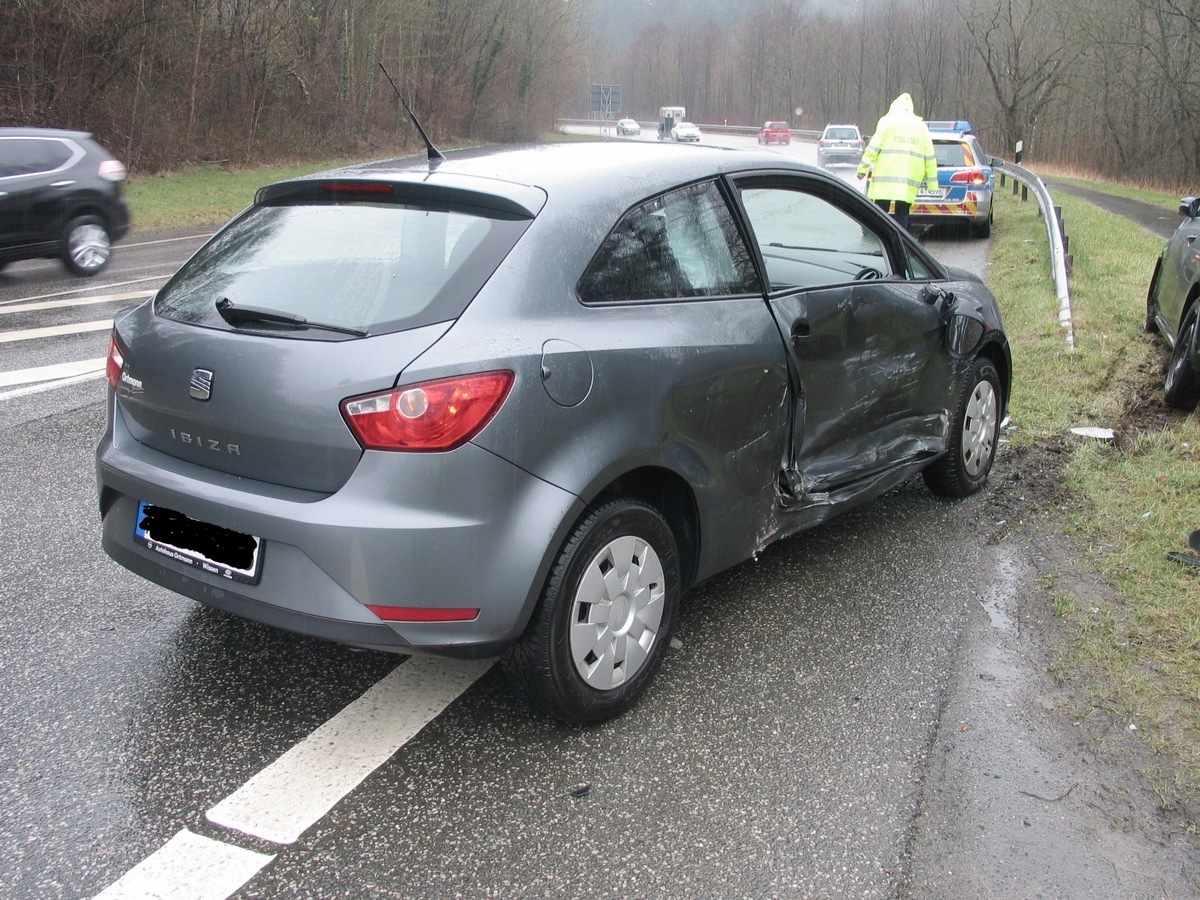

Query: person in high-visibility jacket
856;93;937;232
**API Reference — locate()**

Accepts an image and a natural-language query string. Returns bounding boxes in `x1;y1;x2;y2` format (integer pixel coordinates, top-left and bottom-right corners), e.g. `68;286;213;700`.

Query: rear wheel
62;214;112;276
924;358;1001;498
1164;304;1200;411
502;499;681;725
970;208;992;239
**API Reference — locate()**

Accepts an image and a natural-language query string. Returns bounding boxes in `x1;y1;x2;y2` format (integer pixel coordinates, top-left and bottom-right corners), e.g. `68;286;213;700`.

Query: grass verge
987;184;1200;811
126;160;361;232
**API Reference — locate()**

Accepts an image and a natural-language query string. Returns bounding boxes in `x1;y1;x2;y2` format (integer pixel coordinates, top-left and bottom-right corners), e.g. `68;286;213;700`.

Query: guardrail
556;118;822;142
992;158;1074;348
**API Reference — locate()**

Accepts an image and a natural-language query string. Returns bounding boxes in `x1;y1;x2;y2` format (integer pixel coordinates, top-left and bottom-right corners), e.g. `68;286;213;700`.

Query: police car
910;120;995;238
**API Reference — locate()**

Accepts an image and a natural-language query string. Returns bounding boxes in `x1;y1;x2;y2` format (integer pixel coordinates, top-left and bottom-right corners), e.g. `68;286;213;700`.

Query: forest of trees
2;0;1198;187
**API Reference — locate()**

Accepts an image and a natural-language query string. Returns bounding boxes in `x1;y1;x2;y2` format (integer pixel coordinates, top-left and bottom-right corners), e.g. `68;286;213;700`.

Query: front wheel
1164;305;1200;411
1144;265;1162;334
924;358;1002;498
502;499;681;725
62;214;112;276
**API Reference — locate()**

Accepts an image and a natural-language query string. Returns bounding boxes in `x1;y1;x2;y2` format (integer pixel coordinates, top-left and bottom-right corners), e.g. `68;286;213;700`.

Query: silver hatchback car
98;141;1011;723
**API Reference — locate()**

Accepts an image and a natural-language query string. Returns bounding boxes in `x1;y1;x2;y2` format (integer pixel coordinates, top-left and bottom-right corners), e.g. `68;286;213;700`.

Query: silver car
97;141;1011;723
1146;196;1200;410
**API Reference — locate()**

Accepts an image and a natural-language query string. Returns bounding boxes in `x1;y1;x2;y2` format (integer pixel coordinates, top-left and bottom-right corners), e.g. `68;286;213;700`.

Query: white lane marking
0;358;105;387
0;290;155;315
207;656;493;845
0;274;175;307
93;829;274;900
0;319;112;343
0;369;106;400
124;232;213;249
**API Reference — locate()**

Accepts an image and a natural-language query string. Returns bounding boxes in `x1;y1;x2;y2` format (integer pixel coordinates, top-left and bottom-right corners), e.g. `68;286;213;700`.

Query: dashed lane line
207;656;494;845
0;319;112;342
92;656;493;898
0;358;106;387
0;290;155;314
93;830;274;900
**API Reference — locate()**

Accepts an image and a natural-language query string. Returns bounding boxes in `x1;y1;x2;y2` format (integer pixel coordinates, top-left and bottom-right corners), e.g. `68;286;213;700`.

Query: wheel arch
588;466;701;592
976;337;1012;419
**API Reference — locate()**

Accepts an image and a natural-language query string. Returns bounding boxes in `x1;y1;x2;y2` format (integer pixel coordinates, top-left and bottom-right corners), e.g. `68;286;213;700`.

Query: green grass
986;184;1200;802
125;160;359;232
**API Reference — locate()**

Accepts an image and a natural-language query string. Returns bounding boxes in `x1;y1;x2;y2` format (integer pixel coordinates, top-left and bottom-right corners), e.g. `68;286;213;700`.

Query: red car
758;121;791;145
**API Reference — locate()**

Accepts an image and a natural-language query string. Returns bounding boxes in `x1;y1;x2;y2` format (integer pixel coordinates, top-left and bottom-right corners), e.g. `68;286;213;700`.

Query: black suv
0;127;132;276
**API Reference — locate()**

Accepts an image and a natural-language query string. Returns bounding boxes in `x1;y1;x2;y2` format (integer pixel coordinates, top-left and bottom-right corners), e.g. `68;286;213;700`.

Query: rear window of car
823;128;859;140
934;140;973;167
154;200;529;338
765;122;788;129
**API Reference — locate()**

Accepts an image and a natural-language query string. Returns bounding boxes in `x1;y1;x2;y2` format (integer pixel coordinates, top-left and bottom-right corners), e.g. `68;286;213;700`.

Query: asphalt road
2;137;1193;898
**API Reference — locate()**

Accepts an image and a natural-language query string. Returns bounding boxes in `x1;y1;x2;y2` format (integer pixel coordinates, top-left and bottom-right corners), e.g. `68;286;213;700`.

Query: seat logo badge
190;368;214;401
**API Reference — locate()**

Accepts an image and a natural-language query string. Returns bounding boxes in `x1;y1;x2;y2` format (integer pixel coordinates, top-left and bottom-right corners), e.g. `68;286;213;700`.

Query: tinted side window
739;185;891;290
578;180;758;303
0;138;75;178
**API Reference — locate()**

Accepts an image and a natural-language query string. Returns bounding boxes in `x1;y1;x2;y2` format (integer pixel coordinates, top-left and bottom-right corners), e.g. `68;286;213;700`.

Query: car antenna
379;63;444;163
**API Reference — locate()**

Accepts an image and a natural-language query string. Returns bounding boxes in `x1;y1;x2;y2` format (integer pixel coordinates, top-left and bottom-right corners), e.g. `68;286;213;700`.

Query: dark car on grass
1146;195;1200;410
0;127;131;276
97;141;1011;724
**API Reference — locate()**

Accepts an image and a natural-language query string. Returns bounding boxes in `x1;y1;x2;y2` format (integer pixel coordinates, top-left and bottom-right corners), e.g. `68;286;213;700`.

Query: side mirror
946;311;987;359
1180;197;1200;219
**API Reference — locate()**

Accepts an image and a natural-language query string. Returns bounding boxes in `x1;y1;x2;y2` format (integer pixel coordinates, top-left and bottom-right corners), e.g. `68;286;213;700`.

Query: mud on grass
1000;342;1200;826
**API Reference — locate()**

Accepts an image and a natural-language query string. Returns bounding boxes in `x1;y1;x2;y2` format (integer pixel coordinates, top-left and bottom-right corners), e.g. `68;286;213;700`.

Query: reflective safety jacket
857;94;938;205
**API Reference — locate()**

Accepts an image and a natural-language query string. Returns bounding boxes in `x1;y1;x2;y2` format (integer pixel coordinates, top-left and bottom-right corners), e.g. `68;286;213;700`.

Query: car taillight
950;170;988;186
818;139;825;147
341;371;514;452
98;160;127;182
106;333;125;390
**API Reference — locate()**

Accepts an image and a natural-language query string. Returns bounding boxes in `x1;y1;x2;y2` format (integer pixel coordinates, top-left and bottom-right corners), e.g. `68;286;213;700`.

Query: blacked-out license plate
134;500;263;584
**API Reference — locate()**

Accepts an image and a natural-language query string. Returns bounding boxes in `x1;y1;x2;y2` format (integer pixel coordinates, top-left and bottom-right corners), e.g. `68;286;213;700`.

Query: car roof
266;141;823;222
0;126;95;141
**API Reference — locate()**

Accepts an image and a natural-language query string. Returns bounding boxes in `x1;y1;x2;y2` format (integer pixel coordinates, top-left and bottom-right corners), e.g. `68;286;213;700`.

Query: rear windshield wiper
215;298;369;337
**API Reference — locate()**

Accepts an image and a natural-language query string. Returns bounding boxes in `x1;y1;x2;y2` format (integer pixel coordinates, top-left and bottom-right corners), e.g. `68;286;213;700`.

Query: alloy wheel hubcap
569;535;665;690
961;379;998;477
70;224;111;270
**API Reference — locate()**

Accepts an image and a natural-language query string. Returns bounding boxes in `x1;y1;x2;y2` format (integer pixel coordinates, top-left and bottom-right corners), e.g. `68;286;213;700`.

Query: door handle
791;322;810;342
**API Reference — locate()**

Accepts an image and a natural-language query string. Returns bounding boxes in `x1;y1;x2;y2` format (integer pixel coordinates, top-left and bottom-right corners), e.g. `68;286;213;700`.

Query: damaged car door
734;174;953;503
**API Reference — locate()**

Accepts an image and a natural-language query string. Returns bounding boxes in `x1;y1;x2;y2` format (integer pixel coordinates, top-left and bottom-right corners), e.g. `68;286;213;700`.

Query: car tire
502;498;681;725
1164;304;1200;411
923;358;1002;498
971;209;992;239
1144;265;1161;334
62;214;112;276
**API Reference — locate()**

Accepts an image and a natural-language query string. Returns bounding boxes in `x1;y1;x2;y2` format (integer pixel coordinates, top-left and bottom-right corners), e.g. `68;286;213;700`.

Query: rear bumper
911;190;993;224
818;149;862;164
96;400;580;656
